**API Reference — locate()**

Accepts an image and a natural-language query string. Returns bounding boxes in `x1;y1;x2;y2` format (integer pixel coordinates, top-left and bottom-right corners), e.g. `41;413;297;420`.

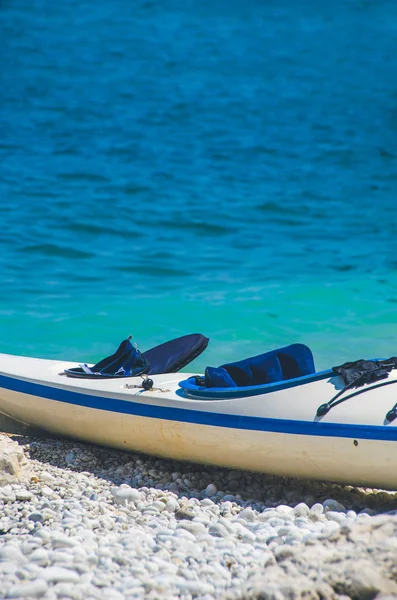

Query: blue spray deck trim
0;373;396;441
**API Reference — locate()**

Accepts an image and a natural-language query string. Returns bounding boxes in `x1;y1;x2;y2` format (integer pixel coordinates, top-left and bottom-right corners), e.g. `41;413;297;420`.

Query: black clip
317;403;330;417
385;403;397;422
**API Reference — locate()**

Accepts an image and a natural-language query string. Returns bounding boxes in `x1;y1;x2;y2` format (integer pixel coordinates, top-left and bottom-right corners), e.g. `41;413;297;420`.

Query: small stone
15;489;33;502
175;509;195;521
111;485;141;506
34;529;52;542
310;503;324;515
359;508;377;516
52;535;78;548
276;505;295;516
274;545;299;561
28;512;44;523
268;517;285;528
177;521;206;536
0;545;26;564
176;580;214;595
209;523;230;538
150;501;165;512
326;511;347;525
205;483;217;497
294;502;310;517
201;498;214;507
223;494;235;502
42;566;80;583
164;499;179;513
0;519;11;534
323;498;346;512
29;549;50;566
259;510;278;521
100;589;124;600
65;451;75;464
1;491;16;503
39;472;56;483
239;527;256;542
238;508;256;521
40;486;55;497
5;579;48;598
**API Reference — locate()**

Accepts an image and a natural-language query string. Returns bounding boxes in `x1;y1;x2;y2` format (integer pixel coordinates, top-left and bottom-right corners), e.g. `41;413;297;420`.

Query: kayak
0;340;397;490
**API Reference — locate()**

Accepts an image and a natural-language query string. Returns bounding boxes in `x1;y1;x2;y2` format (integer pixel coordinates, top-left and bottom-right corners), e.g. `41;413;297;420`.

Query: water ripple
20;244;94;260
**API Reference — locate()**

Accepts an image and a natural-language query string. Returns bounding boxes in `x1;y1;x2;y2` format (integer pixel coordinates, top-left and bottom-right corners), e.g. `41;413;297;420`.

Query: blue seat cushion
204;343;315;388
204;367;237;388
223;352;283;386
276;344;315;379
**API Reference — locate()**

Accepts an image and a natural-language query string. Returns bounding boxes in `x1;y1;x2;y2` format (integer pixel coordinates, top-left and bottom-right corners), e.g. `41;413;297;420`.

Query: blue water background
1;0;397;371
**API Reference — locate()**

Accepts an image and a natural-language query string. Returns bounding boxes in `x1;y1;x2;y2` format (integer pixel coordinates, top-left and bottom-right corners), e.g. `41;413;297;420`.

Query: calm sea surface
1;0;397;371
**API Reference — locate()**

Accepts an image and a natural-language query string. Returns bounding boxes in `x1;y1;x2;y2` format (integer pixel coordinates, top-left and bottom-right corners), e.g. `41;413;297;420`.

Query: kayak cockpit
178;344;397;402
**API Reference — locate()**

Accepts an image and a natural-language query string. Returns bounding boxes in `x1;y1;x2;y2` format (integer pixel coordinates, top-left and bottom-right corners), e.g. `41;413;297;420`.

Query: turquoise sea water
1;0;397;372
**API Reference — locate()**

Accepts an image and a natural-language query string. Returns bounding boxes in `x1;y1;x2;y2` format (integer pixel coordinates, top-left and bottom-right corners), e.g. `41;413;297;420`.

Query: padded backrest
205;343;315;388
276;344;315;379
222;352;283;386
143;333;209;375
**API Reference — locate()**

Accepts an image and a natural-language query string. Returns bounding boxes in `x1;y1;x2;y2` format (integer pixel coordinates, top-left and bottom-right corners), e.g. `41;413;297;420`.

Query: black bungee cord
316;361;397;418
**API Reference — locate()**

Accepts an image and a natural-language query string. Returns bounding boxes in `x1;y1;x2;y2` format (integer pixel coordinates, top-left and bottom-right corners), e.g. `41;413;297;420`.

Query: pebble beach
1;428;397;600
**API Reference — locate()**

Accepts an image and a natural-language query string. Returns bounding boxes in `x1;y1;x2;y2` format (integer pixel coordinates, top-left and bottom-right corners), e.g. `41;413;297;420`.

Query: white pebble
111;485;141;506
177;521;207;537
238;508;256;521
326;511;347;525
164;499;179;512
294;502;310;517
100;588;125;600
176;580;215;595
275;505;294;516
0;545;26;564
39;472;56;483
201;498;214;506
29;549;50;566
15;490;33;502
42;566;80;583
310;503;324;515
5;579;48;598
52;535;78;548
209;523;230;538
40;486;55;498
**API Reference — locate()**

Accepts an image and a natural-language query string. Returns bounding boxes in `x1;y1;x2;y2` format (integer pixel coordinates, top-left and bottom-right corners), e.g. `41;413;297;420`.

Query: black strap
317;360;397;417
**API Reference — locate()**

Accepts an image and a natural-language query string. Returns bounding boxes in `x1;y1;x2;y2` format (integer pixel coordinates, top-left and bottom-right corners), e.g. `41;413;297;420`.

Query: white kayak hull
1;353;397;489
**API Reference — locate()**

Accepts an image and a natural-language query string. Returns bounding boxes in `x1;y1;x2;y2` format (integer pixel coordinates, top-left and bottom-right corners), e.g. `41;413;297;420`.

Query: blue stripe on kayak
0;373;396;441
